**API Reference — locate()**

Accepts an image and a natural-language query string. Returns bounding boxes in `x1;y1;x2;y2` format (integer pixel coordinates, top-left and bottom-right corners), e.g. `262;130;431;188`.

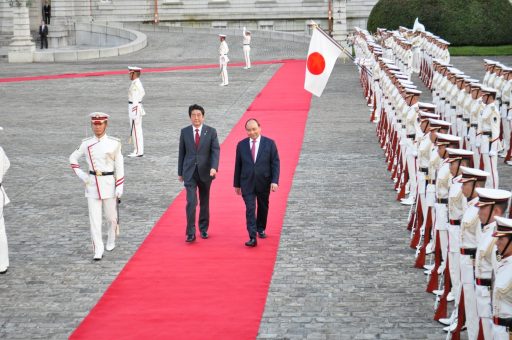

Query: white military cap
419;111;440;121
218;34;227;38
475;188;511;207
447;67;463;74
89;112;110;124
418;102;437;110
466;78;479;83
493;216;512;237
405;88;422;95
483;59;498;65
128;66;142;72
428;119;452;130
446;148;473;162
458;166;489;183
435;133;461;147
481;86;497;94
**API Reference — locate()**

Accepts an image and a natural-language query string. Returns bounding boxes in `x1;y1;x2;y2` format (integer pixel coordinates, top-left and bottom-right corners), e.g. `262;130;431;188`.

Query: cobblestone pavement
258;56;512;340
1;30;512;339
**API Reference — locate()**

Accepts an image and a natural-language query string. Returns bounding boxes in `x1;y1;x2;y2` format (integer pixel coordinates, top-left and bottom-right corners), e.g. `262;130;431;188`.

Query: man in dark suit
42;1;51;25
234;118;280;247
178;104;220;242
39;20;48;49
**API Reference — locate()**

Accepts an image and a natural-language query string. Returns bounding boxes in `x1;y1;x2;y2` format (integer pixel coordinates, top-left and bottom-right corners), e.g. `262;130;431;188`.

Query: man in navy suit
234;118;280;247
178;104;220;242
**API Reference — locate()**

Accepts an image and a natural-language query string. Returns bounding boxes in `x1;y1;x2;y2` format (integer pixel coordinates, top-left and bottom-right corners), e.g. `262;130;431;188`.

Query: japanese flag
304;28;342;97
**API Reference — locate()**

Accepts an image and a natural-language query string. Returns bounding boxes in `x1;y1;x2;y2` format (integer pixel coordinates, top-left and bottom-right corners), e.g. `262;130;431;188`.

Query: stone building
0;0;377;60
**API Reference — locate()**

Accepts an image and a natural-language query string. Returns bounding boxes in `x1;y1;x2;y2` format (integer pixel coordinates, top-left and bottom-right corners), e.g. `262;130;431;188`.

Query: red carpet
0;59;294;83
70;60;312;339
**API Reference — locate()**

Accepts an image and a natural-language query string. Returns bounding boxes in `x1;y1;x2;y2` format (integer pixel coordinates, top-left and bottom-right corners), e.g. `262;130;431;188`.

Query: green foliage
449;45;512;56
367;0;512;46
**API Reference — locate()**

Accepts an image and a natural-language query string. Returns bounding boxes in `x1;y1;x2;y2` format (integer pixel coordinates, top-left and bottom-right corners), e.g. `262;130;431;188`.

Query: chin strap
499;237;512;258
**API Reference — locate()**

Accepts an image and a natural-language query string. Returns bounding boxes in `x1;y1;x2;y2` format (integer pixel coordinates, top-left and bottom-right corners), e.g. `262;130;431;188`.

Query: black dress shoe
245;238;257;247
0;268;7;274
136;154;144;157
200;231;209;239
258;231;267;239
186;234;196;242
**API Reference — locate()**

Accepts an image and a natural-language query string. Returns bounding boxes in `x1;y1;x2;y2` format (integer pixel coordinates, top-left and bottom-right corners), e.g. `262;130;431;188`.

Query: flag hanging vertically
304;27;342;97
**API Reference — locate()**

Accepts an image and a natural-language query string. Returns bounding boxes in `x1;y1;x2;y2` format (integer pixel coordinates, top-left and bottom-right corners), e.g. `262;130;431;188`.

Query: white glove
115;185;123;198
507;115;512;121
76;169;89;184
489;150;497;157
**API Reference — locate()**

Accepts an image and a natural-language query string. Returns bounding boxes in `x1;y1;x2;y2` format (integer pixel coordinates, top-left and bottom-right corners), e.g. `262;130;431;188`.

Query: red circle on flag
307;52;326;75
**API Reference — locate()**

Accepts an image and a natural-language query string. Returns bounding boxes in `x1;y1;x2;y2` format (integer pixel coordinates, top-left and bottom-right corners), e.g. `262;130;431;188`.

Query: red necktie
251;139;256;162
195;129;200;149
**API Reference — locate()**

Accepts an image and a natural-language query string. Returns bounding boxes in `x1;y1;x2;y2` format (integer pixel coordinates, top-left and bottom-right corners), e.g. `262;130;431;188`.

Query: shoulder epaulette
108;136;121;142
82;136;94;142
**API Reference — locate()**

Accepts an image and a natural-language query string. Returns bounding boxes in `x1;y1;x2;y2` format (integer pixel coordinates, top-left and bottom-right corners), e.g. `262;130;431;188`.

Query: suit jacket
43;4;51;16
39;25;48;37
178;124;220;183
234;136;280;194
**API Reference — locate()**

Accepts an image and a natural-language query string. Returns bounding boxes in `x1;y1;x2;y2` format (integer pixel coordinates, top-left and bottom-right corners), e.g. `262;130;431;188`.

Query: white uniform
459;198;480;340
493;254;512;340
0;147;10;272
242;27;251;69
128;77;146;156
475;221;497;339
69;134;124;259
478;102;501;188
219;39;229;86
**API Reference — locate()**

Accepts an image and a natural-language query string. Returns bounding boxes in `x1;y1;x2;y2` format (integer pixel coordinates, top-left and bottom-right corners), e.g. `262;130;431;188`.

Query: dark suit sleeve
233;142;242;188
178;129;185;177
210;128;220;171
270;140;280;185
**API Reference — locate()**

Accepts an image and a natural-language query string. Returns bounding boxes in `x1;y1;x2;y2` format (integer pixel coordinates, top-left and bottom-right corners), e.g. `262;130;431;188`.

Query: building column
47;0;73;47
0;1;13;34
8;0;35;63
332;0;348;46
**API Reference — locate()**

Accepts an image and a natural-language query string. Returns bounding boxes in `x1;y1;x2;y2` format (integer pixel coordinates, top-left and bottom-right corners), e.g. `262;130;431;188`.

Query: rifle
116;198;121;236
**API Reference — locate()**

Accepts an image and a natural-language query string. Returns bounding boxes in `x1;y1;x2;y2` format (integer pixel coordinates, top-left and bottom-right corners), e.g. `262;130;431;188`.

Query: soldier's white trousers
492;324;509;340
243;45;251;68
448;225;461;302
501;116;511;155
219;57;229;85
87;197;117;258
460;255;478;340
0;207;8;271
475;284;493;340
481;153;498;189
130;117;144;156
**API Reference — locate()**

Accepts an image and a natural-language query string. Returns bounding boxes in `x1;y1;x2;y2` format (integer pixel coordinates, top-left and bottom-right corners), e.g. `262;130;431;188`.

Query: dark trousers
185;167;211;236
40;36;48;49
44;14;50;25
242;190;270;239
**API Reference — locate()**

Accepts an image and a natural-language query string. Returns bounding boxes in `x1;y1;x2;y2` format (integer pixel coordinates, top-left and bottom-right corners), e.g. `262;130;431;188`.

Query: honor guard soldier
128;66;146;157
69;113;125;260
478;87;501;189
0;128;10;274
458;167;489;339
492;216;512;340
474;188;511;339
218;34;229;86
439;147;473;331
242;27;251;69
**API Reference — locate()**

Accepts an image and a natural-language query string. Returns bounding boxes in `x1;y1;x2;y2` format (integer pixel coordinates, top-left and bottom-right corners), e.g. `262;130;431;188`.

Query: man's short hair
189;104;205;117
245;118;260;128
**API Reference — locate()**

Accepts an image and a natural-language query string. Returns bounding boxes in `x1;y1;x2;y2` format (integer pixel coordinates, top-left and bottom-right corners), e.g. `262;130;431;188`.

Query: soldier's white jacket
475;221;497;280
242;28;251;45
219;41;229;57
460;197;480;249
128;78;146;118
493;255;512;319
479;103;502;154
435;159;451;200
0;147;10;206
448;176;466;220
69;135;124;200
